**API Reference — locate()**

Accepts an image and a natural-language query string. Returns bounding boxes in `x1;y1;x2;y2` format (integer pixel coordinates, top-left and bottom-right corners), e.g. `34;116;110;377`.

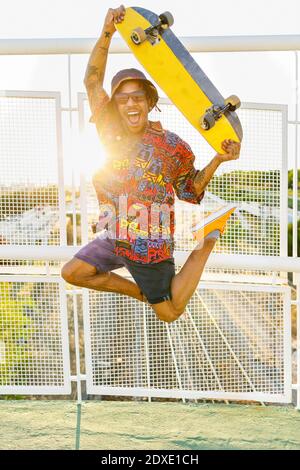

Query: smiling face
113;80;150;135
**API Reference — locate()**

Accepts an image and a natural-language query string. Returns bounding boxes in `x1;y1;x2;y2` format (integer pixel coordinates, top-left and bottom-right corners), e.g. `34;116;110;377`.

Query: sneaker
191;204;237;241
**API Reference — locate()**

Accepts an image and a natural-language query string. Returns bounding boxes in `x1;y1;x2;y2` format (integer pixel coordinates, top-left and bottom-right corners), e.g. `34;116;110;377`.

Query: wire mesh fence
83;282;290;402
0;277;70;394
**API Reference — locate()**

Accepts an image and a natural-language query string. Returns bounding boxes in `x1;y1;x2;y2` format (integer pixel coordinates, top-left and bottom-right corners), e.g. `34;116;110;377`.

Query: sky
0;0;299;38
0;0;298;109
0;0;299;98
0;0;299;182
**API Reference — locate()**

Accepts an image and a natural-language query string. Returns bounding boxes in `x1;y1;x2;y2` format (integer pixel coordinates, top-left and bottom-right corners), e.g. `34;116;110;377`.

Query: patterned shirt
90;89;204;264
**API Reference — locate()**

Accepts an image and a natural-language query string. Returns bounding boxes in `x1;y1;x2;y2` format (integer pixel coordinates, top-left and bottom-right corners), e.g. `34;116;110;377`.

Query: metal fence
0;38;299;407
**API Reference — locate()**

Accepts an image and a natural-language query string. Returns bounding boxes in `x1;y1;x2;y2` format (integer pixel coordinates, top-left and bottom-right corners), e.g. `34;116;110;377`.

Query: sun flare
68;127;106;180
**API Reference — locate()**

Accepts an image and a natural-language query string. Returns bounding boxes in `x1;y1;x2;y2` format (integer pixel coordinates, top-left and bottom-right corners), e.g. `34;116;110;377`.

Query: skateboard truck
131;11;174;46
200;95;241;130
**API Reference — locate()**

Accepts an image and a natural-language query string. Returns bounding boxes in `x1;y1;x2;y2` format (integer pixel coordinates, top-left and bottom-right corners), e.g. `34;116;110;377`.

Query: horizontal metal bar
0;246;299;272
0;90;60;99
70;375;87;381
61;107;78;112
179;252;300;273
0;274;63;283
0;386;71;394
86;385;290;403
66;289;83;295
0;35;300;55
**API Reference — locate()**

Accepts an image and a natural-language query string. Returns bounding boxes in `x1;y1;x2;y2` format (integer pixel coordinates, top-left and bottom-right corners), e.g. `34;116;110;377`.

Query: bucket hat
109;68;159;111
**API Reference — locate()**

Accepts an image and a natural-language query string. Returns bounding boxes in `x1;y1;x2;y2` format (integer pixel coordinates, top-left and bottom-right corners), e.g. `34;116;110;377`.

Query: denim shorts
74;236;175;305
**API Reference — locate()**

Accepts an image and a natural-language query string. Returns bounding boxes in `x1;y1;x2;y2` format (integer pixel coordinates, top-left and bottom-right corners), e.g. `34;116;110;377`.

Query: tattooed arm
84;5;125;115
193;139;241;195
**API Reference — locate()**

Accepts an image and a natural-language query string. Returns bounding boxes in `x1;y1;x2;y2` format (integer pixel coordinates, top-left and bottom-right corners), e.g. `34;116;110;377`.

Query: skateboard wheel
131;27;147;45
159;11;174;28
200;113;215;130
225;94;241;111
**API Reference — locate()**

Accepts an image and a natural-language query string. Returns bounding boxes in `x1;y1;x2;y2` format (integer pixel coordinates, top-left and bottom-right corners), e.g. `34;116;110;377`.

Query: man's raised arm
193;139;241;196
84;5;125;117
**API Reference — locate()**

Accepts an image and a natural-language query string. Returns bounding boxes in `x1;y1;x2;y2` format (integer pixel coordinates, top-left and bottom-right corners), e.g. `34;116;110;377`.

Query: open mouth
126;111;141;126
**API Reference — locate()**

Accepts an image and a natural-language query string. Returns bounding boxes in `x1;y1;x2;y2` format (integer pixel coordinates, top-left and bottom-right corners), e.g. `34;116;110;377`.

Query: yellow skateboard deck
115;7;243;154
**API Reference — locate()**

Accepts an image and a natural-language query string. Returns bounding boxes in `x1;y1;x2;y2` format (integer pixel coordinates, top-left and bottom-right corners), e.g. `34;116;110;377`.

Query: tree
0;283;35;386
288;169;300;190
288;221;300;257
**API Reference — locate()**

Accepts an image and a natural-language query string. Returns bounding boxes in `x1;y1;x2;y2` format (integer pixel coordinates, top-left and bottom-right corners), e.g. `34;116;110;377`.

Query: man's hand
103;5;126;34
216;139;241;163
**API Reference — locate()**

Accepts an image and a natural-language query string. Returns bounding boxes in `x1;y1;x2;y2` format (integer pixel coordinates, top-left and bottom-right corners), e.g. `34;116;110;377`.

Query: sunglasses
114;89;147;104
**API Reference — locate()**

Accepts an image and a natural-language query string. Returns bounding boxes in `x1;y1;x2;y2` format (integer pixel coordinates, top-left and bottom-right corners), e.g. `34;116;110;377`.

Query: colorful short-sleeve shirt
90;89;204;264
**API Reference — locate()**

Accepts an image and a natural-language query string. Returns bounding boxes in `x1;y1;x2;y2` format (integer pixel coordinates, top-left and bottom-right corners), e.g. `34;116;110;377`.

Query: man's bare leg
62;237;217;323
149;236;218;323
61;258;143;301
170;236;217;312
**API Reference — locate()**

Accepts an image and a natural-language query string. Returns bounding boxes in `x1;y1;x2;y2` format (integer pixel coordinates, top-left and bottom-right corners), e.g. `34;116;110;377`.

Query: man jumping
61;5;241;323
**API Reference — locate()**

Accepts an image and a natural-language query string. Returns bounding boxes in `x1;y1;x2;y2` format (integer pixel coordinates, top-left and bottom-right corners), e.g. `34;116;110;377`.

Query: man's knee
61;258;100;286
154;303;185;324
157;313;177;323
61;261;77;284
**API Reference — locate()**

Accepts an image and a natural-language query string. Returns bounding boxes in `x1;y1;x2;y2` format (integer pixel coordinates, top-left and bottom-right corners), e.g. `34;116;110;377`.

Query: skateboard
115;7;243;154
